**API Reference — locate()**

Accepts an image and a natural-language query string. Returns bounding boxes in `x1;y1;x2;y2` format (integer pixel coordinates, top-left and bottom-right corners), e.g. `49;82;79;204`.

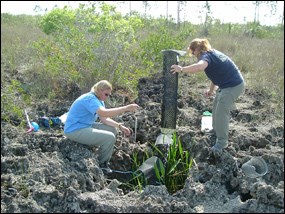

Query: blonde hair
91;80;112;94
188;38;212;57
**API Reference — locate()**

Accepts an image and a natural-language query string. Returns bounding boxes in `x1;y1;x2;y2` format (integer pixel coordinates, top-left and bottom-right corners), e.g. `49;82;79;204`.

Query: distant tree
253;1;261;23
33;5;43;14
202;1;213;36
166;1;169;20
177;1;187;29
281;4;284;25
177;1;181;24
114;1;127;12
253;1;279;24
142;1;151;18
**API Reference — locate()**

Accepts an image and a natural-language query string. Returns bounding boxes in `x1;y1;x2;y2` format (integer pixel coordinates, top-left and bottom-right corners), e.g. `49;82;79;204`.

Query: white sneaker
100;162;112;174
101;167;112;174
205;129;216;135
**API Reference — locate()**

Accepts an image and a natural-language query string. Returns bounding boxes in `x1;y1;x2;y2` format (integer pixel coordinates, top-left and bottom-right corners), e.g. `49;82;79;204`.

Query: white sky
1;1;283;26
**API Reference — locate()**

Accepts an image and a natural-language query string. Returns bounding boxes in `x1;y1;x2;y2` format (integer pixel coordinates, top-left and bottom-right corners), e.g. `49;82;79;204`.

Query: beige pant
64;123;117;164
212;82;245;148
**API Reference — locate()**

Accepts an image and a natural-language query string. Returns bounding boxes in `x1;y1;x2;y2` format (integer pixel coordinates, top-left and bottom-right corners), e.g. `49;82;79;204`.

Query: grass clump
128;132;193;194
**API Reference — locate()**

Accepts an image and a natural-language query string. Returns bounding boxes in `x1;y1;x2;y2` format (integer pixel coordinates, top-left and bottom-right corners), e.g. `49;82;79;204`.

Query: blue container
31;122;40;132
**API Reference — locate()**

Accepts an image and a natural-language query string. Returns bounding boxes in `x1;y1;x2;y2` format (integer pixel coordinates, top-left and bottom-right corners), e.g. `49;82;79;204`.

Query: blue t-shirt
64;92;105;133
200;50;244;88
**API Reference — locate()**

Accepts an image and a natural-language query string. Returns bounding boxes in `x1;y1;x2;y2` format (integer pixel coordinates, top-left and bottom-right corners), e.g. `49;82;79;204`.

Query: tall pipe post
161;49;186;133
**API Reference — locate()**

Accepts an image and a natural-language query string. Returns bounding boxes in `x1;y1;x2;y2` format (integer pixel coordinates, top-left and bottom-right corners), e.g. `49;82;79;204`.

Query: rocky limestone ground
1;72;284;213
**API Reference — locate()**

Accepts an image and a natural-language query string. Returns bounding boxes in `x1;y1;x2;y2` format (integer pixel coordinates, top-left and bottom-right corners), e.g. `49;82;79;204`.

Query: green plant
39;7;76;35
153;158;165;185
1;79;31;125
18;180;30;198
128;133;193;194
163;132;193;193
128;150;152;192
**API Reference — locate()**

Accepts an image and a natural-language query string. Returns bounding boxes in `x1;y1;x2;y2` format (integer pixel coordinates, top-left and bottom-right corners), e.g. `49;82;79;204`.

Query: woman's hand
119;125;132;137
126;104;140;112
205;90;215;97
205;82;217;98
170;65;182;74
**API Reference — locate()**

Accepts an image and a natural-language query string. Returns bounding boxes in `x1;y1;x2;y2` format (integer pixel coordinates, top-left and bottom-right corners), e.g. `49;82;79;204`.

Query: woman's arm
100;117;122;128
205;82;218;97
171;60;208;74
96;104;139;118
100;117;132;137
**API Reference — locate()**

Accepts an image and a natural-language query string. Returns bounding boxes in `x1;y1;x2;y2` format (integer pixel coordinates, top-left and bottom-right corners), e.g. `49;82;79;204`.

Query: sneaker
100;162;112;174
205;129;216;135
210;144;223;156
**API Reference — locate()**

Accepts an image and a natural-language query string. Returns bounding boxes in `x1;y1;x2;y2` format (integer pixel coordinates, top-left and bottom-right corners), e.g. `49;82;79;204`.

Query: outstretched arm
97;104;139;118
171;60;208;74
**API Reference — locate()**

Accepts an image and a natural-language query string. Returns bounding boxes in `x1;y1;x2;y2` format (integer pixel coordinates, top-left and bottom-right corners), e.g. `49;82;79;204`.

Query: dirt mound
1;72;284;213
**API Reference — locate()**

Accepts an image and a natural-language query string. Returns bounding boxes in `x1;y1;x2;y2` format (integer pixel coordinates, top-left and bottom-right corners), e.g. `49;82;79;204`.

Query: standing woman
171;38;245;155
64;80;140;172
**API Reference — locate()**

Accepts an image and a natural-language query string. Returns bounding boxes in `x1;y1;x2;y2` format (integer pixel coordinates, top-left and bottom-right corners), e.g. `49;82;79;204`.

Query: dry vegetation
1;13;284;131
1;12;284;213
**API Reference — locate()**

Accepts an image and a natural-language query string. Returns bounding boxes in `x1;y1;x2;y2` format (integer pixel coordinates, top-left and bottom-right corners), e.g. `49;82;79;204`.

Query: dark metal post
161;49;186;131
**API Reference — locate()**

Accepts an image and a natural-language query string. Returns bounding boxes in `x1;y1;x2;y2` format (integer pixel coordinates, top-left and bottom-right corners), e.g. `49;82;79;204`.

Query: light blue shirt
64;92;104;133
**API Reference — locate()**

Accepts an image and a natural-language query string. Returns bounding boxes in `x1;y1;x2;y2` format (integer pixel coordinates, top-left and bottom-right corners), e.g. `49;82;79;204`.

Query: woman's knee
101;138;115;152
110;126;117;135
106;132;116;144
102;125;117;135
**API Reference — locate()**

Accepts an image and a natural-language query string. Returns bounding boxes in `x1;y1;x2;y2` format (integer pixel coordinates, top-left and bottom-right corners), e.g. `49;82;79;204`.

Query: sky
1;1;283;26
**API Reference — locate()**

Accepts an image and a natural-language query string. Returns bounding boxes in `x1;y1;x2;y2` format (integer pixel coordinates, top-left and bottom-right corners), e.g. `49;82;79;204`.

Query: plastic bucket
241;157;268;178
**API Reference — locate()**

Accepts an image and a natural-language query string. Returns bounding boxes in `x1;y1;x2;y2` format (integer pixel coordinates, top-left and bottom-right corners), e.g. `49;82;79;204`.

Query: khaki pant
212;82;245;148
64;123;117;164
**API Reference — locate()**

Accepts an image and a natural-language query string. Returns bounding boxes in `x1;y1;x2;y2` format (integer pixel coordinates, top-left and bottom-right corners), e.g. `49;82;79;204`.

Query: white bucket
59;112;68;124
155;133;173;145
201;116;212;132
242;157;268;178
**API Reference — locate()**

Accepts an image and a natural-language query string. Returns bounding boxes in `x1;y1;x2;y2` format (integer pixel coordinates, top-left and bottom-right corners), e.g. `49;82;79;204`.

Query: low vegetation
1;2;284;135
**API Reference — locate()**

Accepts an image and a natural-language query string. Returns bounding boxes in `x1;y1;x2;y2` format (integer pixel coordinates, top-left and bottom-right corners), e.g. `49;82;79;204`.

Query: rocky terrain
1;71;284;213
